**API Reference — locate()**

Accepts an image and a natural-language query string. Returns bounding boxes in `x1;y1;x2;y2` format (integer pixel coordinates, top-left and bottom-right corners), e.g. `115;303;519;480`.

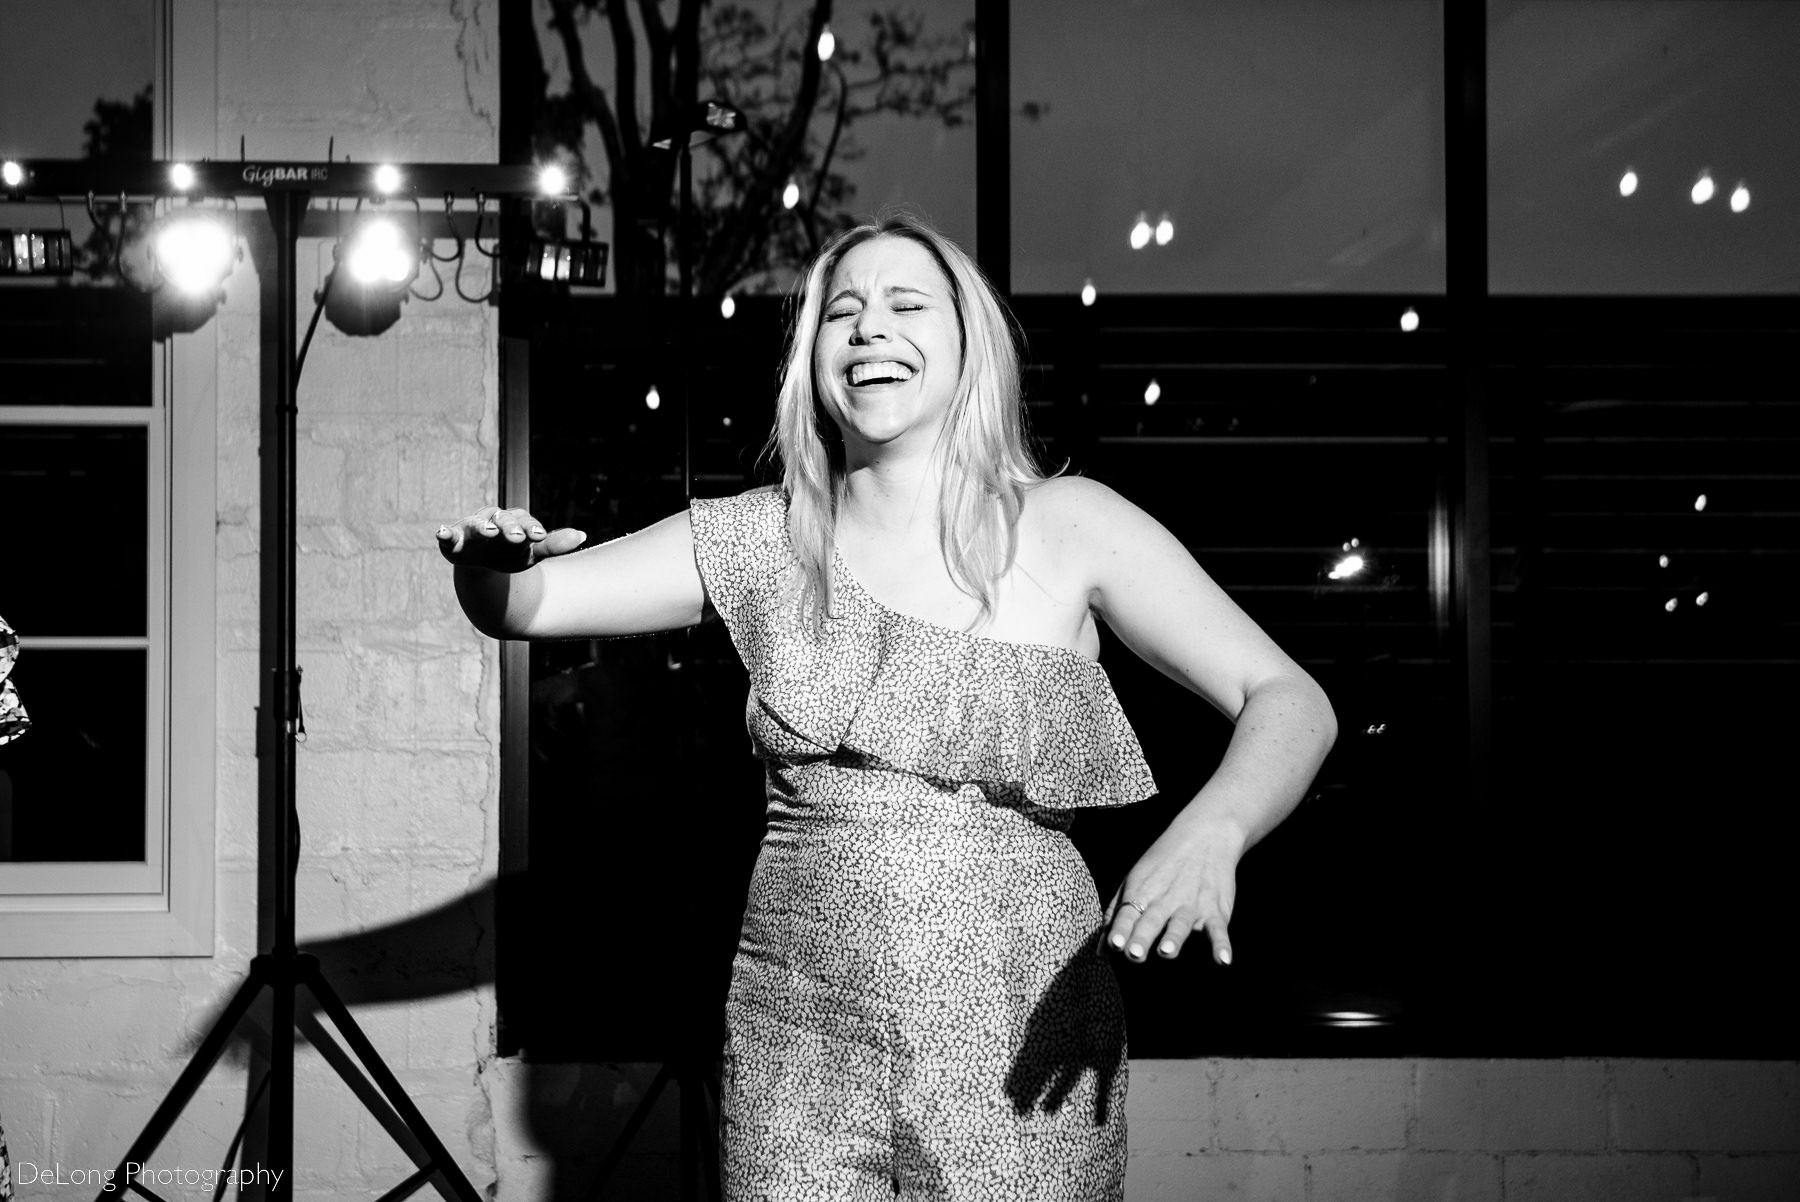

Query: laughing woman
438;214;1335;1200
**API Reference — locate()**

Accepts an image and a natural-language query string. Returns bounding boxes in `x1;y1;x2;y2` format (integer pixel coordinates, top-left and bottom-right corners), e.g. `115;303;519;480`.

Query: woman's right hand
436;506;587;574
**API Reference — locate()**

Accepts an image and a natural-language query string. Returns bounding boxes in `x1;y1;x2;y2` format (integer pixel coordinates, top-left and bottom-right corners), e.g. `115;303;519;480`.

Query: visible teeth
848;361;915;385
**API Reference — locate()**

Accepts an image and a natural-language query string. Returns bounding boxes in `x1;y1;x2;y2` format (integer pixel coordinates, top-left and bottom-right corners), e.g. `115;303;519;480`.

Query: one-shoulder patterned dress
689;488;1158;1201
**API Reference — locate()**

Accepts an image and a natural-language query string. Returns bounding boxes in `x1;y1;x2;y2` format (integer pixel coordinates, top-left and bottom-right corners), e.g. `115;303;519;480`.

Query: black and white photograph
1;1;1795;1199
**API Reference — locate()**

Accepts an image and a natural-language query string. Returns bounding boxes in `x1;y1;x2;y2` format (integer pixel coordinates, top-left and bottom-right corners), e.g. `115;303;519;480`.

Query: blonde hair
763;214;1049;635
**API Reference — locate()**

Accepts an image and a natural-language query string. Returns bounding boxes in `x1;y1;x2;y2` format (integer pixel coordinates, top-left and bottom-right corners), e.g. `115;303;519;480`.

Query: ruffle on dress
691;489;1157;811
0;613;28;747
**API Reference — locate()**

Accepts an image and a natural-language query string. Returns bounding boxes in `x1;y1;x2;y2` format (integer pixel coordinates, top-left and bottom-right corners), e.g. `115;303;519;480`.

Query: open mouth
846;360;916;386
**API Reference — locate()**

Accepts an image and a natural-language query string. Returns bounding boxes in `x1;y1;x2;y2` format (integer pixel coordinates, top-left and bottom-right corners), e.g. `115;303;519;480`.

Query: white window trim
0;0;217;957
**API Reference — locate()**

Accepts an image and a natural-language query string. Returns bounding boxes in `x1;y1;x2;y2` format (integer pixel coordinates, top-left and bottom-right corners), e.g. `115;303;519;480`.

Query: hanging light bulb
645;385;662;411
817;24;836;61
1154;214;1174;246
720;294;736;319
1143;378;1161;405
1730;182;1751;213
1691;171;1715;205
1619;168;1639;197
1080;279;1096;307
1399;306;1420;333
1129;213;1151;250
1694;494;1708;512
782;179;801;209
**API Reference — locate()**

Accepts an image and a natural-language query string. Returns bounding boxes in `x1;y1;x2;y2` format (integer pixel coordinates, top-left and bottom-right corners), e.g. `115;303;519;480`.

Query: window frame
0;0;217;957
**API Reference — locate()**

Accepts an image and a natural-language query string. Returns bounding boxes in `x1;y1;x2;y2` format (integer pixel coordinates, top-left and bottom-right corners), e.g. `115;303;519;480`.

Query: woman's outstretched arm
1037;476;1338;967
439;505;706;640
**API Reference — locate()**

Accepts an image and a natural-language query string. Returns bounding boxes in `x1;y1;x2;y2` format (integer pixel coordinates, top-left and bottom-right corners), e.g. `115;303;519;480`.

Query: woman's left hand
1105;816;1246;966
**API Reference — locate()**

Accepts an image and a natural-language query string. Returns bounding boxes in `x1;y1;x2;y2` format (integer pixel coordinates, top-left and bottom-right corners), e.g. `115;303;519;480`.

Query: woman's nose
850;307;890;343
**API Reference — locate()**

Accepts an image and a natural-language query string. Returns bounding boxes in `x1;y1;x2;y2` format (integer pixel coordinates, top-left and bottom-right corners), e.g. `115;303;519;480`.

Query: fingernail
530;525;545;536
1159;941;1176;956
1110;933;1125;949
509;527;524;537
1219;948;1233;966
1127;944;1143;959
483;522;499;533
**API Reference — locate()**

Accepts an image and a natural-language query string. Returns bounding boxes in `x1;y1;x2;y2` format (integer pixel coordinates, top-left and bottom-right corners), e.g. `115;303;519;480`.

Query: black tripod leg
99;960;270;1202
296;958;485;1202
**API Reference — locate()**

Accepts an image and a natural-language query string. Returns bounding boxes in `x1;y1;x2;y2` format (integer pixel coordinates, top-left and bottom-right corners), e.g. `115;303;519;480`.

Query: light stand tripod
0;157;570;1202
100;189;484;1202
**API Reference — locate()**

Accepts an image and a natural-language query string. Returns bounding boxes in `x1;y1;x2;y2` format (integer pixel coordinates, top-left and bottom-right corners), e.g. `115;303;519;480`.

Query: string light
1691;171;1715;205
1658;555;1669;569
1;160;23;188
1129;213;1151;250
1399;307;1420;333
1154;214;1174;246
782;179;800;210
1730;182;1751;213
1694;494;1708;512
720;294;736;319
817;24;836;61
1619;168;1639;198
1696;591;1709;607
1665;597;1679;613
1080;279;1096;307
1143;377;1161;405
645;385;662;411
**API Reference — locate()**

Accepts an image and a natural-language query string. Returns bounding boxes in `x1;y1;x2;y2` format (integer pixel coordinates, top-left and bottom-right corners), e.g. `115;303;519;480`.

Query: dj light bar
0;228;76;275
0;160;566;201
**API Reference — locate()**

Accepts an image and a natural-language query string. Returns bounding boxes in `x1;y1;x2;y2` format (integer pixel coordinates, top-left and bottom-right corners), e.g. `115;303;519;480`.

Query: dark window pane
1491;362;1796;1051
1490;1;1800;293
1013;0;1445;294
0;648;147;862
0;288;154;408
0;424;148;636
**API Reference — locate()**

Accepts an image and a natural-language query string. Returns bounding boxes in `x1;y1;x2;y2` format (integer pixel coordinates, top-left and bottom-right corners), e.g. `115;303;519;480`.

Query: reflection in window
1012;0;1445;294
1489;1;1800;293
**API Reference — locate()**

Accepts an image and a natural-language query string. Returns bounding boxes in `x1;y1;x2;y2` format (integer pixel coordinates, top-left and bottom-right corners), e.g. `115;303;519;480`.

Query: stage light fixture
1730;182;1750;213
1080;279;1096;307
322;215;420;337
525;236;607;286
1619;168;1638;197
169;162;196;191
818;24;836;61
1129;213;1151;250
373;164;402;196
150;212;237;296
1;160;22;188
1691;171;1715;205
1154;214;1174;246
537;163;569;196
1;228;76;276
1399;306;1420;332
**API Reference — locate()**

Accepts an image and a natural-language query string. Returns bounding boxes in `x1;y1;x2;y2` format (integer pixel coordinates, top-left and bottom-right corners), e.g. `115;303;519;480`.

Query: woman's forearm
1170;676;1338;855
453;562;543;639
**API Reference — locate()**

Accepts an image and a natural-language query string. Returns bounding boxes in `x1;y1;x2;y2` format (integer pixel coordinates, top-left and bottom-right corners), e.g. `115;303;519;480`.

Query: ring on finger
1122;899;1148;917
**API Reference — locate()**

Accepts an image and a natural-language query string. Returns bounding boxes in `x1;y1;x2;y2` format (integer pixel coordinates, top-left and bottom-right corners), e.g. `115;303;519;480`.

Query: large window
499;0;1798;1058
0;0;216;957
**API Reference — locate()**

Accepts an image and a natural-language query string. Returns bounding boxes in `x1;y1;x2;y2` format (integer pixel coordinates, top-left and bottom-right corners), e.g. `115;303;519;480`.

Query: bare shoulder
1023;475;1171;553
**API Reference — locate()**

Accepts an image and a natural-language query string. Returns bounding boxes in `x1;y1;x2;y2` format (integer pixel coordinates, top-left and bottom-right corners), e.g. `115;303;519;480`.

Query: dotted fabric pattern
689;488;1158;1201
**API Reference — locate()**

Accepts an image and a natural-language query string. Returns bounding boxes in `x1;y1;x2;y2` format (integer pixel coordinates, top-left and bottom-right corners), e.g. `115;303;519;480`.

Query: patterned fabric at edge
690;488;1158;1201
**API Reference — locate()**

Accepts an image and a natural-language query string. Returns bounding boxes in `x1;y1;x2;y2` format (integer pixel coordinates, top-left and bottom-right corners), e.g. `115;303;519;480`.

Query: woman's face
813;235;963;454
